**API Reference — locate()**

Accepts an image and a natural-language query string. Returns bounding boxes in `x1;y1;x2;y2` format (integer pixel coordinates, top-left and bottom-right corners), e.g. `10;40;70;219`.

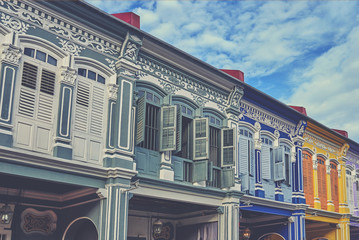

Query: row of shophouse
0;0;359;239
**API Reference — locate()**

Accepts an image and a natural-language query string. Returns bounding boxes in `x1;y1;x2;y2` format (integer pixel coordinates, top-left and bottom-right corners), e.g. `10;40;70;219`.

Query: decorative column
312;150;321;209
290;207;307;240
226;86;243;191
103;32;142;170
326;159;334;211
291;120;306;204
0;43;22;147
254;122;264;197
99;178;134;240
218;193;241;240
53;62;77;159
273;130;284;201
339;144;350;214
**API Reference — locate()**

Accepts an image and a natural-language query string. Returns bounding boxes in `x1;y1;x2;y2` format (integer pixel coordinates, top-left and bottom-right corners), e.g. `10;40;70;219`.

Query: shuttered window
160;106;177;151
193;118;209;160
15;48;58;154
346;169;353;213
274;146;285;181
261;137;273;180
18;62;56;122
73;68;106;162
239;128;254;191
303;152;314;207
209;126;221;166
222;128;235;167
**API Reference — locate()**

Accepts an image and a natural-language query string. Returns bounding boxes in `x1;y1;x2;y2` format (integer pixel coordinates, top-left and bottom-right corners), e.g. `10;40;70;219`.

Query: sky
86;0;359;143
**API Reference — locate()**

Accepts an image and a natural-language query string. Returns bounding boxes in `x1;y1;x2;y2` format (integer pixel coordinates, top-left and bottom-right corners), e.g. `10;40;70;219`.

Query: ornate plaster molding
60;66;76;86
0;0;121;55
227;86;243;109
21;208;57;235
303;132;340;155
107;84;119;100
239;100;296;135
120;32;142;62
1;43;22;65
137;53;228;109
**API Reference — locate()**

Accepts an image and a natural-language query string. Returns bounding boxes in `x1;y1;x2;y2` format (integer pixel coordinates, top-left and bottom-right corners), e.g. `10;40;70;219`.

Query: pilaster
254;122;264;197
53;62;76;159
339;144;350;214
290;207;307;240
218;193;240;240
0;43;22;147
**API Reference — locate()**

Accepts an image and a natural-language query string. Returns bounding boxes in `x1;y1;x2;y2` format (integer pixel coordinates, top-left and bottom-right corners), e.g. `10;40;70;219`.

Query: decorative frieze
137;53;229;109
121;33;142;62
21;208;57;235
303;132;340;155
1;43;22;65
0;0;121;56
57;37;84;56
239;100;296;135
228;86;243;109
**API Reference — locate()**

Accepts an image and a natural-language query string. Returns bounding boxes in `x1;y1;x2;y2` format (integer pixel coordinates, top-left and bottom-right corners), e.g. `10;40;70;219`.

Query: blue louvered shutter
160;105;177;151
274;146;285;181
262;144;271;180
136;96;146;145
192;160;208;182
193;118;209;160
221;128;235;167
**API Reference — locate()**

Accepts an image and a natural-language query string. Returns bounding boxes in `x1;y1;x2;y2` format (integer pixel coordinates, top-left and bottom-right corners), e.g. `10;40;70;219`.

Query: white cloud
288;25;359;141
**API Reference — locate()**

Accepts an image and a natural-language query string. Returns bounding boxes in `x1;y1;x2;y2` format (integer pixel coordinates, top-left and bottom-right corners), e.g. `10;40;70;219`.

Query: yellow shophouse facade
302;121;350;240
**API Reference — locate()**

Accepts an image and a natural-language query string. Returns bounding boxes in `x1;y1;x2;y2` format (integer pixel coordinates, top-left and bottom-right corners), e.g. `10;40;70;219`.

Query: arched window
72;61;109;163
14;40;65;154
261;135;274;180
317;156;327;210
302;150;314;207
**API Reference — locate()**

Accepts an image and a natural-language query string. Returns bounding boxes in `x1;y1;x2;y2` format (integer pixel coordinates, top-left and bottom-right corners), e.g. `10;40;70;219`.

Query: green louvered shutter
208;161;213;182
241;172;249;191
192;160;208;182
175;105;182;153
193;118;209;160
221;168;235;188
160;105;177;151
221;128;235;167
274;146;285;181
136;96;146;145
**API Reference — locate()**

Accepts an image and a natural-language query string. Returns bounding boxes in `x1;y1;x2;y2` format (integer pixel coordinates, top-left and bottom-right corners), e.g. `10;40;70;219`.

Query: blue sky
87;0;359;142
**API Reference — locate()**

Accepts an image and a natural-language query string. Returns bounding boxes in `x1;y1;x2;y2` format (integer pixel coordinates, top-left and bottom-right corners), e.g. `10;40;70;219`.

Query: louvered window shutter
221;128;235;167
19;62;38;118
192;160;208;182
221;168;235;188
90;85;105;135
241;171;249;191
136;96;146;145
250;141;255;176
262;145;271;180
175;106;182;153
274;146;285;181
239;138;248;174
37;69;55;122
160;105;177;151
74;79;90;133
193;118;209;160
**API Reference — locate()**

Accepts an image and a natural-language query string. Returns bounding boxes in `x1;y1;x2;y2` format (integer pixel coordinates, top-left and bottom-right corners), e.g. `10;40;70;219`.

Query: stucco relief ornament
105;58;116;72
121;33;142;62
254;122;261;132
291;151;296;163
158;79;179;95
57;38;84;56
228;86;244;109
274;130;280;139
191;93;208;107
0;13;34;34
294;120;307;137
1;44;22;65
60;67;77;86
107;84;119;100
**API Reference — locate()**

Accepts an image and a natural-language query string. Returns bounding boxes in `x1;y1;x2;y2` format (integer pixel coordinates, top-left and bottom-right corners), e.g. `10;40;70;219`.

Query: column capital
1;43;22;66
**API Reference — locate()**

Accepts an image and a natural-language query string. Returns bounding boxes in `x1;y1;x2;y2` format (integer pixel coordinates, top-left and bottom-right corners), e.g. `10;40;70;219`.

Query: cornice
239;100;296;136
306;207;345;219
0;0;121;57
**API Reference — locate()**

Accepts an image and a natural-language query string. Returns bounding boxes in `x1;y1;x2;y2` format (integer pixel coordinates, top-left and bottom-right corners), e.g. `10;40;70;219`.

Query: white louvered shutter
90;85;105;135
239;138;248;174
74;78;90;132
38;69;55;123
262;144;271;180
18;62;37;118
